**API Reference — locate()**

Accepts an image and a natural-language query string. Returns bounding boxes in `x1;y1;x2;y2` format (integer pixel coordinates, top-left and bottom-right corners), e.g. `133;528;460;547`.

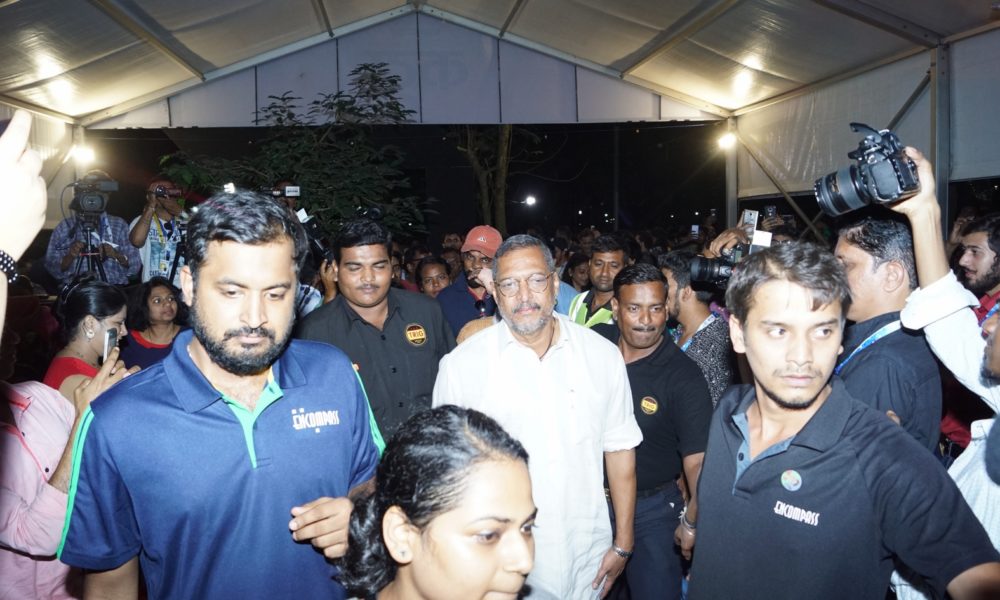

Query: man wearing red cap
436;225;502;335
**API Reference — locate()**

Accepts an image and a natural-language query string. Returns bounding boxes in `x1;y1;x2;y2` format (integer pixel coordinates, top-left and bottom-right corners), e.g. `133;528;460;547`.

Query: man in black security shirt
834;216;941;453
689;242;1000;600
610;264;712;600
297;218;455;439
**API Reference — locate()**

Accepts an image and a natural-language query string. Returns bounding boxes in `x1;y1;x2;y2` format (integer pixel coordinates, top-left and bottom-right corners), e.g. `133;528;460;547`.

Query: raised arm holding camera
890;147;1000;545
129;175;186;285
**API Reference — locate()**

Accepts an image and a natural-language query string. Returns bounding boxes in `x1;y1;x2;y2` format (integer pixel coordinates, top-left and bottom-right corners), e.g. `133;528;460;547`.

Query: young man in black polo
610;264;712;600
296;218;455;440
689;242;1000;600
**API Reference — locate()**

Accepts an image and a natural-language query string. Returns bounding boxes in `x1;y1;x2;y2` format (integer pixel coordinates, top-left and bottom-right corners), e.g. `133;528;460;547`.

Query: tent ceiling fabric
1;0;997;123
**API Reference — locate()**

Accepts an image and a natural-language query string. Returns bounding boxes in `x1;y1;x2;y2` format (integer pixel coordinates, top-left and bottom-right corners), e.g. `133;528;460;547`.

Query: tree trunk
492;124;513;235
463;127;493;226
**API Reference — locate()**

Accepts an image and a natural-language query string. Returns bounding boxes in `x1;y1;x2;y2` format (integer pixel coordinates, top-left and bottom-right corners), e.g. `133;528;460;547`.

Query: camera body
690;255;734;287
690;209;773;287
814;123;920;217
72;173;118;215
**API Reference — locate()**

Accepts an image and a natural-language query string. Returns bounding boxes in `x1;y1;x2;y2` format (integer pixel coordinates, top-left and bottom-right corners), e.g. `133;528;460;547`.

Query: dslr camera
814;123;920;217
690;209;773;286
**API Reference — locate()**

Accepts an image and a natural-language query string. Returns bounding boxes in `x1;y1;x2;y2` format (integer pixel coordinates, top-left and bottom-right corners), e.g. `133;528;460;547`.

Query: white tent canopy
3;0;998;225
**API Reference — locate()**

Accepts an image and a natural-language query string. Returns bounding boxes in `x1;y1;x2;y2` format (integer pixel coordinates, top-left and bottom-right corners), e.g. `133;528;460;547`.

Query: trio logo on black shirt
405;323;427;346
640;396;658;415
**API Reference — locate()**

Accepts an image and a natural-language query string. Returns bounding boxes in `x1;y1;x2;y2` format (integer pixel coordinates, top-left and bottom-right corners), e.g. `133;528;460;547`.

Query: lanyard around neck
680;313;717;352
834;320;901;375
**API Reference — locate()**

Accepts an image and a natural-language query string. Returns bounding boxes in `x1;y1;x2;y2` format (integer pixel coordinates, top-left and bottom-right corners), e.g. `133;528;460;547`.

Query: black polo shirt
296;288;455;438
689;380;998;600
626;337;712;491
838;311;942;453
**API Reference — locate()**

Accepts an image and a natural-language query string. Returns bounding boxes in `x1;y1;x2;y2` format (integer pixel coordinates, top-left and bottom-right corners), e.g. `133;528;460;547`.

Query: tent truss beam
620;0;744;75
811;0;940;47
310;0;334;37
735;130;826;242
86;0;205;81
499;0;530;37
0;94;76;124
79;5;416;126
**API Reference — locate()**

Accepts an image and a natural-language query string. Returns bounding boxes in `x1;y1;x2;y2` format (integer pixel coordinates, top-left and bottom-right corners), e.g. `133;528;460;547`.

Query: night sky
85;119;730;244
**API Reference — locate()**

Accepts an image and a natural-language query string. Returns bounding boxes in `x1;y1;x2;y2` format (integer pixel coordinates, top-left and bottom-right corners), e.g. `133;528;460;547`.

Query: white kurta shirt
893;271;999;599
433;314;642;599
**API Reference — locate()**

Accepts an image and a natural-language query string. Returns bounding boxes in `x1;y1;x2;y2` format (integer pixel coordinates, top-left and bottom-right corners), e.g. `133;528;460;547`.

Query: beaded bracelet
0;249;18;283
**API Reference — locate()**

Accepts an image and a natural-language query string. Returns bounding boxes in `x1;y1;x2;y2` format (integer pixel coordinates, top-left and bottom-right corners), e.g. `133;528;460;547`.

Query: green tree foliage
159;63;424;236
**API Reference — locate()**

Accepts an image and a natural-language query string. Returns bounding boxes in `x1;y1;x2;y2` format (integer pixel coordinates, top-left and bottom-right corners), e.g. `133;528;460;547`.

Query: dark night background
82;120;732;245
69;121;998;250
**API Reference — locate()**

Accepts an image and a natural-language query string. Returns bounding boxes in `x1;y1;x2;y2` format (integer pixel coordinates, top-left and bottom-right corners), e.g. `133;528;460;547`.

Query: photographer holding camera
44;170;138;287
888;147;1000;593
129;175;187;285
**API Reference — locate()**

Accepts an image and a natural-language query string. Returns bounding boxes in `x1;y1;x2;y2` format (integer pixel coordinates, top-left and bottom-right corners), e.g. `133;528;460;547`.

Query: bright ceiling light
35;54;62;80
48;78;73;102
70;145;95;165
733;70;754;96
718;133;737;149
525;195;537;206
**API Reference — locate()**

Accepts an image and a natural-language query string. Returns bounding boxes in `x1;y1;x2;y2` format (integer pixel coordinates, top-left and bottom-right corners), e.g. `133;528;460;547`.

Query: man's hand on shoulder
289;496;353;559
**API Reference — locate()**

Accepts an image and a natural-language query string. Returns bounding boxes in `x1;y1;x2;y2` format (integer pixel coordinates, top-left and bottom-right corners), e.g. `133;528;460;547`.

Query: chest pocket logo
405;323;427;346
640;396;658;415
292;407;341;433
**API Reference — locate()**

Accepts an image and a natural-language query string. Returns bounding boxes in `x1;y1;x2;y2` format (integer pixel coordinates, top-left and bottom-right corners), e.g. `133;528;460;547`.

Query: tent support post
930;45;951;229
725;118;738;228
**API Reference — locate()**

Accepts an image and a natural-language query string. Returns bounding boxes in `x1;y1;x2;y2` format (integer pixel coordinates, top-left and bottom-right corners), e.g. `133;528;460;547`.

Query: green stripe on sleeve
353;369;385;455
57;406;95;558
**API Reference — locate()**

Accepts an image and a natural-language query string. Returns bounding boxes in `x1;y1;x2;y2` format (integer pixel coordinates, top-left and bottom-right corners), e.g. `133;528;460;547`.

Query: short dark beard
968;262;1000;297
758;380;825;411
188;297;292;376
958;255;1000;296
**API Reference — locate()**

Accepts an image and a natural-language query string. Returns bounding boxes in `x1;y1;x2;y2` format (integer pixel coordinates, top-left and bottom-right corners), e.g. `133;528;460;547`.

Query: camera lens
814;165;868;217
690;256;733;284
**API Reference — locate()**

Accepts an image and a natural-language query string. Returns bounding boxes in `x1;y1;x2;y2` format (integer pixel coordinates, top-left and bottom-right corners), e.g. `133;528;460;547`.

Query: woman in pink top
43;280;127;399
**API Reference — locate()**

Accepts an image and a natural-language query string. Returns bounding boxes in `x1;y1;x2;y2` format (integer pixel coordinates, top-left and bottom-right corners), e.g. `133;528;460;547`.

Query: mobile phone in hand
102;328;118;364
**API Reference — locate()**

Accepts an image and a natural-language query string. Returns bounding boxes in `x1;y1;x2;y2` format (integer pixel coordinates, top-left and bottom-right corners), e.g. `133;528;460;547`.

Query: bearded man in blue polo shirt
58;191;379;599
688;242;1000;600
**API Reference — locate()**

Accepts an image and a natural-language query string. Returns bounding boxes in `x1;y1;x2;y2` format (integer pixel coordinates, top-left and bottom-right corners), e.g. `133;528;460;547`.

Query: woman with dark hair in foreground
339;405;537;600
43;279;127;399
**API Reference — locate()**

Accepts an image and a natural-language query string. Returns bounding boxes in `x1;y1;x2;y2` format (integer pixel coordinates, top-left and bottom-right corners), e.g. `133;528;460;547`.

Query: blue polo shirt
689;380;998;600
436;278;495;335
58;330;379;599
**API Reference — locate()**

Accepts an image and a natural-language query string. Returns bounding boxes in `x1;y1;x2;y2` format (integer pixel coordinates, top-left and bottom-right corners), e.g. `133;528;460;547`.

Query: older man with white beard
433;234;642;599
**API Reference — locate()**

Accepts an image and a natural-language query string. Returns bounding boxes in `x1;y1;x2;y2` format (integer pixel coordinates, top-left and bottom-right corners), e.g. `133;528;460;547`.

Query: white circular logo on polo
780;469;802;491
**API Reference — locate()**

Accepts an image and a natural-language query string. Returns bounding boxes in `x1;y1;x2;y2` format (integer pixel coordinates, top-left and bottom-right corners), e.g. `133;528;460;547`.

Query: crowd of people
2;108;1000;600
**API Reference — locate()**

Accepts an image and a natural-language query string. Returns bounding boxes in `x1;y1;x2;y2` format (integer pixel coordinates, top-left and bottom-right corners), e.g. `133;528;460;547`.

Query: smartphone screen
690;224;700;239
102;327;118;364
